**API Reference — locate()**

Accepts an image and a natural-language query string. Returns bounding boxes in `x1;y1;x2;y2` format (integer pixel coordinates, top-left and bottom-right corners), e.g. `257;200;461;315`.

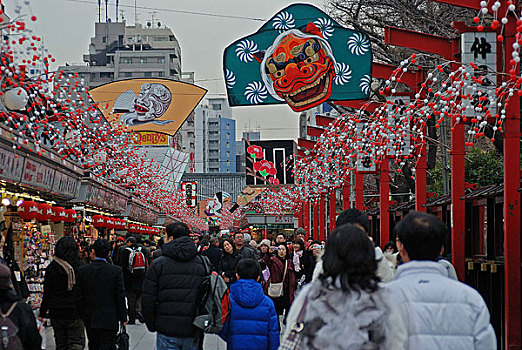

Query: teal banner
223;4;372;112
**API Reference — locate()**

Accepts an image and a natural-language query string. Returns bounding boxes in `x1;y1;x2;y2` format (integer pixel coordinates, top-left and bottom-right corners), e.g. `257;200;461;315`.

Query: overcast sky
5;0;327;140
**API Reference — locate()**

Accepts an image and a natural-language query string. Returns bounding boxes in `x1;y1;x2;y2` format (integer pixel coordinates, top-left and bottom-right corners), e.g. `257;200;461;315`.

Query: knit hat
260;239;271;247
295;227;306;235
0;264;13;290
243;233;252;243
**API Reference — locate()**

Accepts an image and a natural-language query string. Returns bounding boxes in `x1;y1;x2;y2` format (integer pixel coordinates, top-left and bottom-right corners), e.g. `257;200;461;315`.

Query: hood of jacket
394;260;447;280
231;279;265;309
161;236;198;262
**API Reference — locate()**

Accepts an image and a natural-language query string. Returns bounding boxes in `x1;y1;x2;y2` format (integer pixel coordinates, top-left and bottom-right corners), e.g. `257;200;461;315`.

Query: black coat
0;290;41;350
76;260;127;330
219;251;241;283
202;245;222;272
39;260;82;320
142;236;207;337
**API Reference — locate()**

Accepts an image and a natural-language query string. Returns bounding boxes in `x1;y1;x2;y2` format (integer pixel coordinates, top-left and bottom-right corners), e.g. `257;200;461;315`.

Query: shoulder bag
267;259;288;298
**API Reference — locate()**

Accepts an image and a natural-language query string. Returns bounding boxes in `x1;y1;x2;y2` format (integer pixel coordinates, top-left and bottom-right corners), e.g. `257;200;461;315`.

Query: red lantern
128;223;137;233
36;203;52;222
92;215;106;228
106;217;116;229
50;207;66;223
18;201;38;220
63;209;77;223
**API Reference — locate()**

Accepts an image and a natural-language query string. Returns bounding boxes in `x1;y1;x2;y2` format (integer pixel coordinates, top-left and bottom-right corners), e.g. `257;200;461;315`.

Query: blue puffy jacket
219;279;279;350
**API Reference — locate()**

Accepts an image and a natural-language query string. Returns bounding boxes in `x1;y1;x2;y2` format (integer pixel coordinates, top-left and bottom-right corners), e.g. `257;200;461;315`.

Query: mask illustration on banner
89;78;207;136
223;4;372;112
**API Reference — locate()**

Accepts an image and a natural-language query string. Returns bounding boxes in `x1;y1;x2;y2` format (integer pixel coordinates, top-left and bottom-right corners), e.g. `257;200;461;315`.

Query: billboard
181;181;197;207
132;132;169;146
89;78;206;135
223;4;372;112
245;140;296;185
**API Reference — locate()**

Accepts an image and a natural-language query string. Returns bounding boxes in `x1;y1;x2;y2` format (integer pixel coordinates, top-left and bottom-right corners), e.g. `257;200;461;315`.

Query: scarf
293;250;303;272
54;257;75;291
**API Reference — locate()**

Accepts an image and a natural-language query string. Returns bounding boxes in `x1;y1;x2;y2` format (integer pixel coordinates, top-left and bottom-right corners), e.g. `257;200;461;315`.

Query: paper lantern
63;209;78;223
18;200;38;220
36;203;52;222
128;223;137;233
50;207;66;223
106;217;116;229
2;87;29;110
92;215;106;228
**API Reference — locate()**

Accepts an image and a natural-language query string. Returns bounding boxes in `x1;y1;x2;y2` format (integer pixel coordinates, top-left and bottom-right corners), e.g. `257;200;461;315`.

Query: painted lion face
264;31;335;112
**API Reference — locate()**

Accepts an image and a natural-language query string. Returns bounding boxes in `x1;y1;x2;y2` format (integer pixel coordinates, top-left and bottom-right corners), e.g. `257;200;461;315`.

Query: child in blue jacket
219;258;280;350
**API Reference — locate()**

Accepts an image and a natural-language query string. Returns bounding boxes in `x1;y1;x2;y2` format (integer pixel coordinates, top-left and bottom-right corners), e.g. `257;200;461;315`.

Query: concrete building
194;98;236;173
236;131;261;173
57;19;196;170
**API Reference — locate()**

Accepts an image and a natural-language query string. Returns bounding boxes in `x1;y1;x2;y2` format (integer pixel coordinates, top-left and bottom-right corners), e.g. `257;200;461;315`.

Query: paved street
45;322;227;350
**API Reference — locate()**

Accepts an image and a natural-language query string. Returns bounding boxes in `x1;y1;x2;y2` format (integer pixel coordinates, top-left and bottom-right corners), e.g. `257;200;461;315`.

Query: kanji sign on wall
181;181;197;207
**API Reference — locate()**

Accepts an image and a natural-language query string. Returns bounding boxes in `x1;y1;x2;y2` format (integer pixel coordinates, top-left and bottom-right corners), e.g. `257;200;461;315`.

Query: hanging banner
89;78;207;135
223;4;372;112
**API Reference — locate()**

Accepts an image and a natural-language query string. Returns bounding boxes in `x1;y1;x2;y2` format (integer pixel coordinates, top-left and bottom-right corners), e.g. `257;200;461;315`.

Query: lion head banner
223;4;372;112
89;79;207;135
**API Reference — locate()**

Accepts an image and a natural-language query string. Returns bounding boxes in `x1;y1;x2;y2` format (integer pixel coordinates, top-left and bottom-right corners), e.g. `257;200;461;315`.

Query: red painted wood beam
355;173;364;210
298;138;316;150
431;0;481;10
343;179;350;210
303;202;310;240
380;159;390;247
334;100;380;113
329;190;336;234
313;203;319;241
319;196;326;242
315;114;336;127
306;125;326;138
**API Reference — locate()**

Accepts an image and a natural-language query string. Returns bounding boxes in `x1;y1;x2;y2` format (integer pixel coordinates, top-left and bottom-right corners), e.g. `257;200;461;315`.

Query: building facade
194;97;237;173
236;131;261;173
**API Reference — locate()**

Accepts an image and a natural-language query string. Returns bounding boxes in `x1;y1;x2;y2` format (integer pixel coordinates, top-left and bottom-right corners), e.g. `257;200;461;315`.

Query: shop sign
52;171;79;199
22;159;55;191
0;147;24;183
87;185;108;208
269;216;295;225
132;132;169;146
113;195;128;213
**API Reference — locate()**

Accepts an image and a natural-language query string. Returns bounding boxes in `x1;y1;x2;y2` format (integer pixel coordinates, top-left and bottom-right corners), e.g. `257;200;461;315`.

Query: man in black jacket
202;237;221;272
118;236;146;324
0;264;41;349
142;222;207;350
77;239;127;350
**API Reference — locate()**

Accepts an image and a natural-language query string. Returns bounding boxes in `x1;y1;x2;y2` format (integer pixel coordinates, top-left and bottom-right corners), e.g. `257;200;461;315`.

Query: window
102;36;107;43
212;104;221;110
227;151;230;157
190;142;195;148
226;133;230;139
123;58;132;64
124;72;132;77
155;36;167;41
140;58;147;64
144;72;152;77
90;73;96;80
100;72;114;78
226;123;230;129
158;57;165;63
157;72;164;77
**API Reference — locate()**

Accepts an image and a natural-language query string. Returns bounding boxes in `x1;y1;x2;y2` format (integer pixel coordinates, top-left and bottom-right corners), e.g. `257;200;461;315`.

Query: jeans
157;333;200;350
51;318;85;350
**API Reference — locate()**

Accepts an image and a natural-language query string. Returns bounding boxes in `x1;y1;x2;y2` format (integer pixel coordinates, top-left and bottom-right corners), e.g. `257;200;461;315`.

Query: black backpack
0;302;22;350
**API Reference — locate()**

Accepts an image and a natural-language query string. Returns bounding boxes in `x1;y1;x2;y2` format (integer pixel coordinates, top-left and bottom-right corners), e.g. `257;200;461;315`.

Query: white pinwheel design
272;11;295;32
235;39;259;63
347;32;370;56
244;81;268;104
313;18;334;39
334;62;352;85
225;69;236;88
360;75;372;94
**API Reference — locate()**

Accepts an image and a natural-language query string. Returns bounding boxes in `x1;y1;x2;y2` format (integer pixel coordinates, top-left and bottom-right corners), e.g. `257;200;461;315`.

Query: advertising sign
181;181;197;207
0;146;24;183
132;132;169;146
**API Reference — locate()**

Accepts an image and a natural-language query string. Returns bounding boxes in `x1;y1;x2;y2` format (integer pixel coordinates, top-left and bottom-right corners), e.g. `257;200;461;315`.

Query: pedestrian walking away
385;211;497;350
76;239;128;350
39;236;85;350
142;222;208;350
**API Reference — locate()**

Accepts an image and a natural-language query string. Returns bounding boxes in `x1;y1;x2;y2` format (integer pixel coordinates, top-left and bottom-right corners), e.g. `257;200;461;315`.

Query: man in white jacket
385;211;496;350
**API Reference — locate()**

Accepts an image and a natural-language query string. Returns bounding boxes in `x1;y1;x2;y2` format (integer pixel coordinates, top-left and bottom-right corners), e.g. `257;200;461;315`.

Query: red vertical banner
303;202;310;240
342;179;350;210
319;196;326;242
380;159;390;248
451;122;465;282
329;190;336;235
355;173;364;210
313;203;319;241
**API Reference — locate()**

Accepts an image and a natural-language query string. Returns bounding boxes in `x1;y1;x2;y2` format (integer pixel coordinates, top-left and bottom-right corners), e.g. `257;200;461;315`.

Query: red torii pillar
312;202;319;241
319;195;326;242
330;190;336;233
384;25;465;281
303;202;310;240
355;173;364;210
342;179;350;210
380;158;390;247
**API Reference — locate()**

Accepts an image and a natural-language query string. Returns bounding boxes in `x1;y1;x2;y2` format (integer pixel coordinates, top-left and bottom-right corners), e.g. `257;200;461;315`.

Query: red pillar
355;173;364;210
503;19;521;348
319;196;326;242
313;202;319;241
451;121;465;282
415;130;427;212
342;179;350;210
329;190;336;234
297;202;304;228
303;202;310;240
380;159;390;247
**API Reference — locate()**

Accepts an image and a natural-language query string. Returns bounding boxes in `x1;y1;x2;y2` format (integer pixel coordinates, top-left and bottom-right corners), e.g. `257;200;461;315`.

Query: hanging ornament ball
2;87;29;111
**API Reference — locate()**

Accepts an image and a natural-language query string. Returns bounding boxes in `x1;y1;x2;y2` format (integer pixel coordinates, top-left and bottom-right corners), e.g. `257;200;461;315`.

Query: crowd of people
0;208;498;350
